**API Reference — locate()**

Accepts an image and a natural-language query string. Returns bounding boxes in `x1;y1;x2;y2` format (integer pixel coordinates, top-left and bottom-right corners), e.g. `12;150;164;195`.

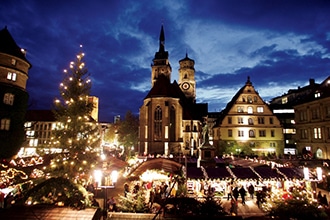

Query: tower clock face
182;82;190;90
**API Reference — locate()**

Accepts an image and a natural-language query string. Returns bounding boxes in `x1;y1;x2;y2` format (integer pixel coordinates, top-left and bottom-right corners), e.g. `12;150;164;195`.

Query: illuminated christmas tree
263;187;328;219
51;45;101;181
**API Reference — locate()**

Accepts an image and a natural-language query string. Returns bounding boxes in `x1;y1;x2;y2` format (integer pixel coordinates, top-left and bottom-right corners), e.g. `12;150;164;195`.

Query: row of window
228;116;273;125
299;127;330;140
237;106;264;113
298;105;330;121
227;129;275;138
241;95;258;104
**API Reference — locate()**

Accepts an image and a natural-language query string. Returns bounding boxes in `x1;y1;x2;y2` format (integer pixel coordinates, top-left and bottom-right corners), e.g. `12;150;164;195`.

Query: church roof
179;53;194;63
145;74;186;99
0;26;31;66
144;74;207;120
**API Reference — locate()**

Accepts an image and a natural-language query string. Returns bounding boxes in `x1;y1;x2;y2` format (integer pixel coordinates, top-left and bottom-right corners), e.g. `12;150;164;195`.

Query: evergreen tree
50;46;101;181
117;111;139;158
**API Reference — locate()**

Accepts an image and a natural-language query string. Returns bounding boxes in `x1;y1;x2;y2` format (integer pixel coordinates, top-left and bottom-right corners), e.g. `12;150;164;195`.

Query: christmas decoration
50;45;101;182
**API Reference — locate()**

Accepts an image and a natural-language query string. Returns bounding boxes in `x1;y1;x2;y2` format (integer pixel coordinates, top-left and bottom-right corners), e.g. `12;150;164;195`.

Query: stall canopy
186;166;305;180
130;158;183;178
205;167;232;179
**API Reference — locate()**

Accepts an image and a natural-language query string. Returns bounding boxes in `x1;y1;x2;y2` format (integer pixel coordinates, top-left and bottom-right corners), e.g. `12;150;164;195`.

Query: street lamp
93;170;117;214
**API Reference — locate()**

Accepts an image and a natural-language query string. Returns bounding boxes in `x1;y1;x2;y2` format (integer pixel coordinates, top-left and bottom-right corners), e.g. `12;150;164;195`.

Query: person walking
233;186;239;201
227;183;232;200
248;183;255;199
239;185;246;205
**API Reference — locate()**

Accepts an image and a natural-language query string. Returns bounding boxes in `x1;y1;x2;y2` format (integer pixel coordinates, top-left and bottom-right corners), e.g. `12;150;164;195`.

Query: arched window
154;106;162;140
249;130;255;137
247;106;253;114
169;106;176;141
316;149;323;159
248;118;254;125
247;96;252;103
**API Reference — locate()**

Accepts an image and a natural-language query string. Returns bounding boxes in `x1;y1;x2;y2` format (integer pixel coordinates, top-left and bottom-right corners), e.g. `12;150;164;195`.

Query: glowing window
0;118;10;130
7;72;17;81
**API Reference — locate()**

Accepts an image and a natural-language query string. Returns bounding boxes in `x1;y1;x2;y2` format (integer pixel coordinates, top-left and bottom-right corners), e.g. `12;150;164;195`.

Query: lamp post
94;170;118;218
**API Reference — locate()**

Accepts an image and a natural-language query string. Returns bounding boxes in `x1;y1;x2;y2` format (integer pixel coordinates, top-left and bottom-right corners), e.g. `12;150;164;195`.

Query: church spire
159;25;165;52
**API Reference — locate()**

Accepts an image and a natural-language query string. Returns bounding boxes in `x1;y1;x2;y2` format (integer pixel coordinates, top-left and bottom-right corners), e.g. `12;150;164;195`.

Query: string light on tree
50;45;101;183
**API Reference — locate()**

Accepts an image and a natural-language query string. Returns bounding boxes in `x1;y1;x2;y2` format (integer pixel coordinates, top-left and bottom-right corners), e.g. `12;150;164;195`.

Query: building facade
269;79;319;156
138;25;207;156
0;26;31;159
294;76;330;159
212;77;284;156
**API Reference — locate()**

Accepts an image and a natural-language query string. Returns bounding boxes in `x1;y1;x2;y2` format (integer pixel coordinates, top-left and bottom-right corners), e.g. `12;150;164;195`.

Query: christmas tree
263;186;328;219
51;45;101;181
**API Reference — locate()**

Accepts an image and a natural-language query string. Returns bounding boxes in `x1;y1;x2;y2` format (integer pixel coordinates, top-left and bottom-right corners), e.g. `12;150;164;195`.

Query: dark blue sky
1;0;330;122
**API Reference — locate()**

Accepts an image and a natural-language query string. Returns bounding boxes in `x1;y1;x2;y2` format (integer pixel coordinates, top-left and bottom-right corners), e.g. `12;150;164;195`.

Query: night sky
1;0;330;122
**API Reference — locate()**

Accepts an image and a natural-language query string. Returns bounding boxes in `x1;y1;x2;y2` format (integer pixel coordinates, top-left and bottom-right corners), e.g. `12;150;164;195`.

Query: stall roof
187;167;204;179
253;167;283;179
130;158;183;178
205;167;232;179
277;167;304;179
230;167;260;179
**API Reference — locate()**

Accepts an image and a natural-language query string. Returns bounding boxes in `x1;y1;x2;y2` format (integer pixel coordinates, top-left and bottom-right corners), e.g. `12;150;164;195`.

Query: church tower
151;25;172;87
178;53;196;102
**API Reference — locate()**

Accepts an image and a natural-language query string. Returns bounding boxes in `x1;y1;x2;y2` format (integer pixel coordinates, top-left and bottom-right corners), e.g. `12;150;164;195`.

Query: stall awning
205;167;232;179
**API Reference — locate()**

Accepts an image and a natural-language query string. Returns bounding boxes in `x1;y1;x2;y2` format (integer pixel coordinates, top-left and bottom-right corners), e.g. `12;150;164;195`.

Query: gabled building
212;77;284;156
138;25;207;156
0;26;31;159
294;76;330;159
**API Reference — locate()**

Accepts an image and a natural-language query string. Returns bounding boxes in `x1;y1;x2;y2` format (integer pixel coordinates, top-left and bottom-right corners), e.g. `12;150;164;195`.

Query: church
138;25;208;156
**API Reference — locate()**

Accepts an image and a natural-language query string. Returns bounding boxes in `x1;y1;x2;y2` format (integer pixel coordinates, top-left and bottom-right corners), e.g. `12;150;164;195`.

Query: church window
154;106;162;140
314;127;322;139
184;74;187;79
